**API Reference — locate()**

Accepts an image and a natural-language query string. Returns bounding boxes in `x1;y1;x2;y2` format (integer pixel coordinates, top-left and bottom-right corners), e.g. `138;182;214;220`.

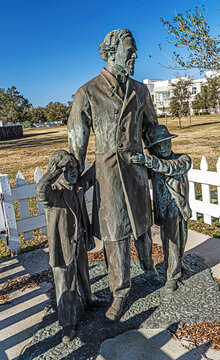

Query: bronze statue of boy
36;150;104;343
131;125;192;292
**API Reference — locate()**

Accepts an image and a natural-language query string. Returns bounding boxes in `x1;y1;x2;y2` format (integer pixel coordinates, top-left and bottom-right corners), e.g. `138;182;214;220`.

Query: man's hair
99;29;133;62
48;150;78;170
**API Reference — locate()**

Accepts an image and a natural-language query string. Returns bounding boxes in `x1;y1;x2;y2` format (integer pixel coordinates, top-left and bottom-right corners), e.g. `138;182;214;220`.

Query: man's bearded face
113;36;137;75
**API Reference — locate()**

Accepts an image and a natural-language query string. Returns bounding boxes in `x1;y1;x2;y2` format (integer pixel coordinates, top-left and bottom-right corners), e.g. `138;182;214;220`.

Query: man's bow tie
116;74;128;84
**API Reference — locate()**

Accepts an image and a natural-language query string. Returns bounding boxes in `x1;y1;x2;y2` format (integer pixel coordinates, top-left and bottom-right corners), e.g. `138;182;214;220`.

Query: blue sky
0;0;219;106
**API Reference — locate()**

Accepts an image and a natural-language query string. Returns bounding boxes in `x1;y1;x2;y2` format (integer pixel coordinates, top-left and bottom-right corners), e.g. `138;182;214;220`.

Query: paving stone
96;328;205;360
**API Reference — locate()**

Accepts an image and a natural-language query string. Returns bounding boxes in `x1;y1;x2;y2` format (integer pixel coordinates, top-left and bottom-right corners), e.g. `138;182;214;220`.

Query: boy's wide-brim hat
146;125;178;148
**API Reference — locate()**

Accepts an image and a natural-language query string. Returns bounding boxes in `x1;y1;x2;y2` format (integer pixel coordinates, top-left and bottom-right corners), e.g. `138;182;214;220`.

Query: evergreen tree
192;75;220;113
45;102;69;124
28;107;47;123
0;86;31;124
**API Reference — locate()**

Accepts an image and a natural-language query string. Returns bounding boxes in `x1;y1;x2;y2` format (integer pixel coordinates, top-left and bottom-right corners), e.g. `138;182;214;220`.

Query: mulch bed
88;237;164;265
173;322;220;351
1;240;219;351
0;269;54;303
214;277;220;286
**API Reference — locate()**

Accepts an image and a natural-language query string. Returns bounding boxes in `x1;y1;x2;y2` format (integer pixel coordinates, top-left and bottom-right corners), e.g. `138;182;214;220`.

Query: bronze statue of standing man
68;29;159;321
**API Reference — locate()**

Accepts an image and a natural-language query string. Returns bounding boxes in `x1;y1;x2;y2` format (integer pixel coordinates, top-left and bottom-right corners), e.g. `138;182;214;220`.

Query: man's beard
110;61;135;77
125;60;135;75
126;65;134;75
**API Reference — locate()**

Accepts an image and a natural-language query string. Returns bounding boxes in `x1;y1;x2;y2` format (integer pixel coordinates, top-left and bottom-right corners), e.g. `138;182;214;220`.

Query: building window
192;87;197;95
155;91;170;106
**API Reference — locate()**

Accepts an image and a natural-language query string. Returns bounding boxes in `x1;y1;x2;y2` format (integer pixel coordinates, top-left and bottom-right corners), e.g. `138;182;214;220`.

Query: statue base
20;254;220;360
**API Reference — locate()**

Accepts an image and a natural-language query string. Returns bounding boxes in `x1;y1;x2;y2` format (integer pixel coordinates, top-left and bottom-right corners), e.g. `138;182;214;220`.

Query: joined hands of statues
130;153;146;165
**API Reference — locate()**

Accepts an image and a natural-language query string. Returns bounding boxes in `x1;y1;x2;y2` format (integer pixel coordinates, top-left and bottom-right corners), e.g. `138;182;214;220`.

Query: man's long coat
68;67;158;241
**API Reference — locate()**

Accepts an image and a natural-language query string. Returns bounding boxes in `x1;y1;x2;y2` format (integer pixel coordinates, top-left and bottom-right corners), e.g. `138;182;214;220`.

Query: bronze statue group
37;29;191;343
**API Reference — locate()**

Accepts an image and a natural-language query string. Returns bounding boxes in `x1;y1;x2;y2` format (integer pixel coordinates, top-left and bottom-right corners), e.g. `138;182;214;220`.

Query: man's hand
130;153;145;165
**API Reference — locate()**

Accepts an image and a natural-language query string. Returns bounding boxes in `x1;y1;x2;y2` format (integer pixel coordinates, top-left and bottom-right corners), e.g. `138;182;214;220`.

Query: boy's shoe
62;326;76;343
164;279;178;293
105;297;126;321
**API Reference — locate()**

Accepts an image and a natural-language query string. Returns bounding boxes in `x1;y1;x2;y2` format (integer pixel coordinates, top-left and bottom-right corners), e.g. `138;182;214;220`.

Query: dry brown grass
0;127;69;186
159;114;220;171
0;115;219;258
1;114;219;187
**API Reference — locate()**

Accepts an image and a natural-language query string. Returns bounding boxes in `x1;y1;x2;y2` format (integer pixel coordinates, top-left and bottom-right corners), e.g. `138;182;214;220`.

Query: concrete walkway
0;229;219;360
0;248;51;360
152;228;220;279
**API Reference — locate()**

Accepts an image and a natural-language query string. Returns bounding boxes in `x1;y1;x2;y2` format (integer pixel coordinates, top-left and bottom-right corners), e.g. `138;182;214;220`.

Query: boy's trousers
160;200;188;282
52;234;92;327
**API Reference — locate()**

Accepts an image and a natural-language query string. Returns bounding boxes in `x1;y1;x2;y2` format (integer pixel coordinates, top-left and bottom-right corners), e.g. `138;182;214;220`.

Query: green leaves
0;86;73;125
169;78;192;127
192;74;220;111
159;4;220;71
0;86;31;124
44;102;70;124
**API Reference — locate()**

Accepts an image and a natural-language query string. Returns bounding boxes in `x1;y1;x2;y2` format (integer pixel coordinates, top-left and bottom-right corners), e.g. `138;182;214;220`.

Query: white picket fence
0;160;93;254
188;156;220;224
0;156;219;254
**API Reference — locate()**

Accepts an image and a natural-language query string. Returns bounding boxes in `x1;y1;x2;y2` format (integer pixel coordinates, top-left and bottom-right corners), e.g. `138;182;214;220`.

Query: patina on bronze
36;150;104;342
68;29;160;321
131;125;192;293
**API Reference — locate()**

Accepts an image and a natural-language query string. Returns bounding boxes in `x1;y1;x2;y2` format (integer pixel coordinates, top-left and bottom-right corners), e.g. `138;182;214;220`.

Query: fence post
16;171;33;240
200;156;212;225
217;158;220;225
34;167;47;235
188;161;198;220
0;174;20;254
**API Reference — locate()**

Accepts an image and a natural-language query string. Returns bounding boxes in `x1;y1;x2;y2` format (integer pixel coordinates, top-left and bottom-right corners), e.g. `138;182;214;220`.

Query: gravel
19;254;220;360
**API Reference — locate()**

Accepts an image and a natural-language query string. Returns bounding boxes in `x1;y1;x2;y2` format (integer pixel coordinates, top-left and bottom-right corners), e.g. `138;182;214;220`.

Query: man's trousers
104;229;154;298
160;201;188;282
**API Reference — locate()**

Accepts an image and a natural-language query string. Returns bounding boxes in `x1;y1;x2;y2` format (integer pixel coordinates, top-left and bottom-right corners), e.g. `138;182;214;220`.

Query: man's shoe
62;326;76;344
86;294;107;309
145;268;163;289
105;297;126;321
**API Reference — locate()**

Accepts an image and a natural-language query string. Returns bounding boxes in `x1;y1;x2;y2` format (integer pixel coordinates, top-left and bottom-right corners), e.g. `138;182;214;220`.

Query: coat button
115;109;119;114
121;126;126;132
118;143;123;148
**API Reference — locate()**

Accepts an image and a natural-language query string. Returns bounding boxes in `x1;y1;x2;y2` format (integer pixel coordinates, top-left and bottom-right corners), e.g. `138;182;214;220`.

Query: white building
143;71;219;115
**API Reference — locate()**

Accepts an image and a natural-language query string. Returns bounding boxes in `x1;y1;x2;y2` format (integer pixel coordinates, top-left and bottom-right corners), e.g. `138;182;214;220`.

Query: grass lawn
0;115;219;259
159;114;220;171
